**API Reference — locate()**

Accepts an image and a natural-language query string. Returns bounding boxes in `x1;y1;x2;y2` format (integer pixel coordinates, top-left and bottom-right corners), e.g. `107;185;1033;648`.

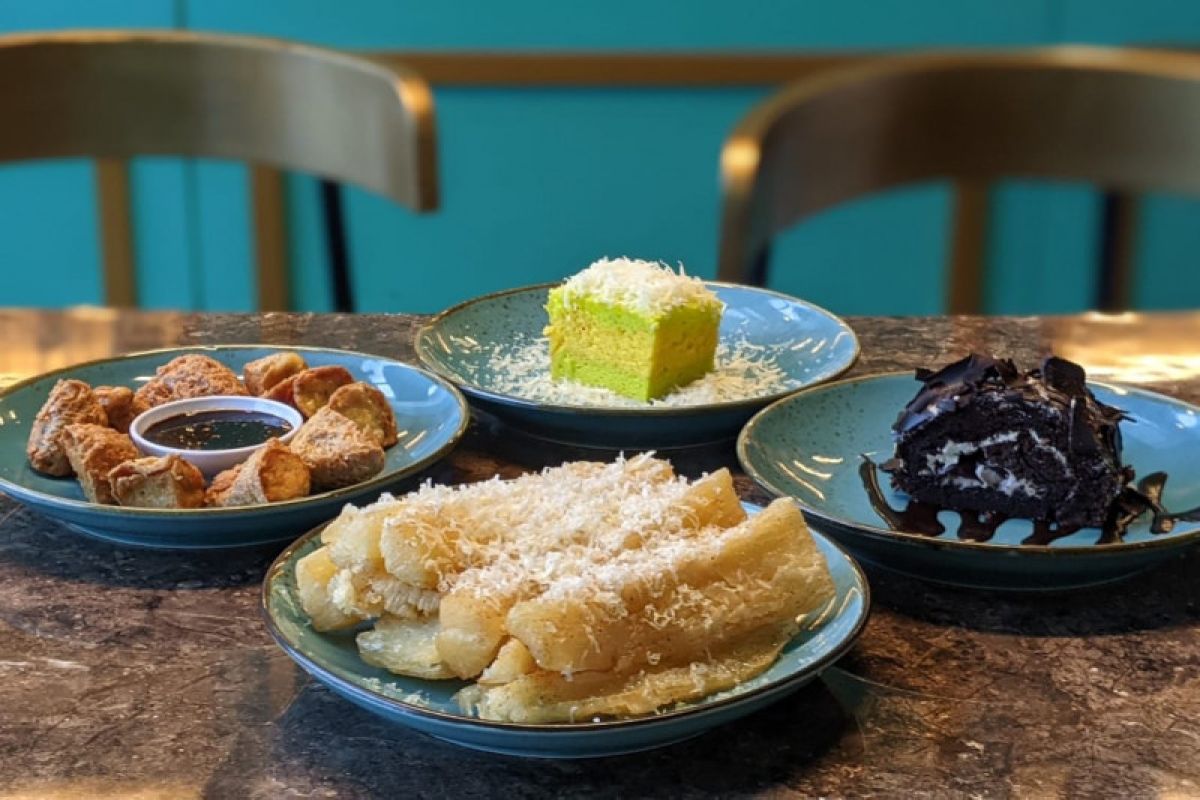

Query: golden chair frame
0;30;438;308
717;47;1200;312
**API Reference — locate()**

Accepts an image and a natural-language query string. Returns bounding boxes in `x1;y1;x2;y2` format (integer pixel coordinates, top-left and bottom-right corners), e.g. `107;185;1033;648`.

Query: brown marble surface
1;307;1198;799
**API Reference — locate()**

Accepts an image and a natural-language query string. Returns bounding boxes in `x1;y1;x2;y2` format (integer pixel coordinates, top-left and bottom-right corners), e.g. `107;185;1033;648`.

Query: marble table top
1;307;1198;799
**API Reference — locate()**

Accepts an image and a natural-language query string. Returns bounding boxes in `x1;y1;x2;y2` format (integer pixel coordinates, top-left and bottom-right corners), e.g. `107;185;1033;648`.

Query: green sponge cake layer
545;259;723;401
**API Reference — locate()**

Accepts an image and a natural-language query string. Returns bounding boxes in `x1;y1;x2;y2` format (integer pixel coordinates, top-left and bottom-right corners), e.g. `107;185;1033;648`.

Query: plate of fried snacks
0;346;468;549
415;258;858;448
262;455;869;758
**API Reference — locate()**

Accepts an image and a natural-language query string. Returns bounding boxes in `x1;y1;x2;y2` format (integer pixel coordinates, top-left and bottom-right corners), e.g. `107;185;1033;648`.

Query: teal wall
0;2;1198;315
0;2;190;309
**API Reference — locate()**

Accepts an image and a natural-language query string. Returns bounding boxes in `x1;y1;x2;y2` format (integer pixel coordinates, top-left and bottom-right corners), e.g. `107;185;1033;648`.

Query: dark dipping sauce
144;409;292;451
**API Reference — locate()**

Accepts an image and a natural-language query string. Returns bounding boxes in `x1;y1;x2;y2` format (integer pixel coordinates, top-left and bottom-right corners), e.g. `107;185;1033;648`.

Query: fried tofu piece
204;464;242;507
109;454;205;509
94;385;139;433
61;423;139;504
133;354;247;409
263;375;298;407
243;352;307;396
26;379;108;476
327;382;399;447
292;366;355;418
245;440;311;502
204;439;311;507
289;407;385;491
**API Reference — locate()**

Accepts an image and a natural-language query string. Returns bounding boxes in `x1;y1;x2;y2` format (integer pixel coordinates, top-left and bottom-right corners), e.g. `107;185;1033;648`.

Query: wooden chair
0;30;438;310
717;46;1200;312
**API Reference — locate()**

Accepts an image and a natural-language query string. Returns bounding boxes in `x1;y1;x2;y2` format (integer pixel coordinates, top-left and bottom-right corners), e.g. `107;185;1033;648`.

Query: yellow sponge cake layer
546;259;722;401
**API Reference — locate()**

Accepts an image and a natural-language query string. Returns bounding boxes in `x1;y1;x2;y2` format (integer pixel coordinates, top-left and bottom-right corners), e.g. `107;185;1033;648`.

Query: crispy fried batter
94;385;138;433
205;439;311;507
61;423;139;504
243;352;307;396
133;354;246;409
109;454;205;509
327;382;399;447
292;366;355;418
205;464;242;507
26;379;108;476
289;407;385;491
263;374;298;407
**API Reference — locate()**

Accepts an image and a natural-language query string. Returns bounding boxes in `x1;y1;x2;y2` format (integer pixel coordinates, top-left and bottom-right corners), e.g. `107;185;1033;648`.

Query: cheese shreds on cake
295;455;836;722
485;334;793;408
545;258;724;401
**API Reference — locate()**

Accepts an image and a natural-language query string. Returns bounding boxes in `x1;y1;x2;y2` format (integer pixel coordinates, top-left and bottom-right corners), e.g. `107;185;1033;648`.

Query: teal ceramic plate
739;372;1200;591
415;283;858;448
262;502;869;759
0;346;468;550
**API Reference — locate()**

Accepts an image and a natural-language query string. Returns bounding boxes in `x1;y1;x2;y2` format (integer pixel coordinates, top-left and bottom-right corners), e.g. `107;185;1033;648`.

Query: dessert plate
261;502;870;759
415;283;858;448
738;372;1200;591
0;346;468;550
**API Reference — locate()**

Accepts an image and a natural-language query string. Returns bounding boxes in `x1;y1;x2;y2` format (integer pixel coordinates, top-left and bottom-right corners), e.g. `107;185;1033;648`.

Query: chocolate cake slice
883;354;1132;528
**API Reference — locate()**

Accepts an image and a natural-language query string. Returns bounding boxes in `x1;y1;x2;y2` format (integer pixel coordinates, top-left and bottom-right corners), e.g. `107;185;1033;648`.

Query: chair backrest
717;46;1200;312
0;30;438;308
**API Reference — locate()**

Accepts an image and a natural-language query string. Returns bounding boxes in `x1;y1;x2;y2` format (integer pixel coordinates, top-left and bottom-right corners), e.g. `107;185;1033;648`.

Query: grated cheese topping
555;257;721;316
386;456;712;603
479;334;795;407
336;456;746;613
318;455;830;697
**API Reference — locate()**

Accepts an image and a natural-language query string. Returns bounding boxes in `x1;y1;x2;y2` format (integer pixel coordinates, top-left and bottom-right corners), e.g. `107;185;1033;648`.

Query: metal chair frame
0;30;438;309
717;46;1200;312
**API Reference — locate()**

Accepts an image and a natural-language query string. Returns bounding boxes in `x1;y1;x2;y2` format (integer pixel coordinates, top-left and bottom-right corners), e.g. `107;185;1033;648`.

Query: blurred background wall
1;0;1199;316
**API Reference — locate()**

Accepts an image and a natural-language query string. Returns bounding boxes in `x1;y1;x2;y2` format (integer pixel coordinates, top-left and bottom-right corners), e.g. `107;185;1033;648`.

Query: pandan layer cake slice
545;258;723;401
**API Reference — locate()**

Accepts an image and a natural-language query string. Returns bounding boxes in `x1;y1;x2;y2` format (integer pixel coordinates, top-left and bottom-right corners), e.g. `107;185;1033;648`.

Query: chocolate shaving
1068;398;1100;455
1041;356;1087;397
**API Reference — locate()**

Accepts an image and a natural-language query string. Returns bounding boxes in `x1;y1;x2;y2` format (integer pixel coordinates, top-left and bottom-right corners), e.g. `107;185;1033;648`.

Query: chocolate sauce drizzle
860;457;1198;546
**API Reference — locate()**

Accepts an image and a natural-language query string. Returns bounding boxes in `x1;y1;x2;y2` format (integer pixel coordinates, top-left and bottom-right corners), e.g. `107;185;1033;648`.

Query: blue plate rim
738;370;1200;558
414;281;860;418
260;501;871;734
0;344;471;519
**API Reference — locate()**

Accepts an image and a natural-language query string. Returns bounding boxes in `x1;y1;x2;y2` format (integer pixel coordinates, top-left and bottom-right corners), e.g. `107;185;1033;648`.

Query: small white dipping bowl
129;395;303;477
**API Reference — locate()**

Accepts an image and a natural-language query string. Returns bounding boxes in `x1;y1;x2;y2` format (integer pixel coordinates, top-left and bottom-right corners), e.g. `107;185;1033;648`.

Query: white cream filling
923;400;949;419
922;431;1020;475
1029;430;1071;469
950;464;1043;498
916;428;1079;500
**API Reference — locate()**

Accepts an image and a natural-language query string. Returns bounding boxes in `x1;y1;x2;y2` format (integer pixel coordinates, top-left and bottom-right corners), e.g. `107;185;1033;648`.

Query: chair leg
320;179;354;313
946;180;989;315
1096;191;1138;312
95;158;137;307
748;245;771;287
250;166;290;311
